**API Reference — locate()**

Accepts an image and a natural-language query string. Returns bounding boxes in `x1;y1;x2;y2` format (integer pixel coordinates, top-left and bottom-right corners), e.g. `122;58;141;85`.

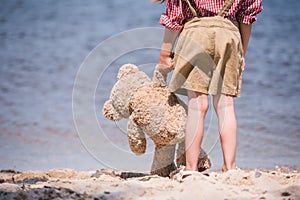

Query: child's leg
185;90;209;171
213;94;237;171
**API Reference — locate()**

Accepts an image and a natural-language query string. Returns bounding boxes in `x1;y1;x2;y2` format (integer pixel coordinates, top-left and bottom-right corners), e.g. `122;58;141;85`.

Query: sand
0;167;299;200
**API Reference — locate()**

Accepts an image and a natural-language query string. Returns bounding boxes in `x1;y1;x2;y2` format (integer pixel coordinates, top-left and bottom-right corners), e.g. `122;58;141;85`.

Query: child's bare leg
213;94;237;171
185;91;208;171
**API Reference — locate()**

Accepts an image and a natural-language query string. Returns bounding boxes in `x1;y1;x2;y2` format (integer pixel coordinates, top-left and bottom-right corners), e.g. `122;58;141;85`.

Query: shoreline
1;167;299;200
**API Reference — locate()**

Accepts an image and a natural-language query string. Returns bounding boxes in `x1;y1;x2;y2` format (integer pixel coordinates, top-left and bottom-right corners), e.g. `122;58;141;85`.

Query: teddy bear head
102;64;151;121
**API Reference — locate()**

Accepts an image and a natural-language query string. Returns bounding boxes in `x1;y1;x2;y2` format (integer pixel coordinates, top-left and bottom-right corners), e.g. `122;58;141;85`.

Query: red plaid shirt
160;0;263;31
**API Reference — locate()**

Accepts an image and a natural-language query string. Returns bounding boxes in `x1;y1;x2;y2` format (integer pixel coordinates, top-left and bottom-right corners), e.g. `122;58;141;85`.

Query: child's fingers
241;57;246;71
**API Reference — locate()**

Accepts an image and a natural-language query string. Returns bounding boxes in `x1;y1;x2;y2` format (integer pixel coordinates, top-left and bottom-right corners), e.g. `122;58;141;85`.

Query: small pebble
255;171;262;178
281;191;291;197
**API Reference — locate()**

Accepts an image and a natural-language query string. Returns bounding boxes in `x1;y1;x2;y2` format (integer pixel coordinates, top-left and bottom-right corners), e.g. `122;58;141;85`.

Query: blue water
0;0;299;172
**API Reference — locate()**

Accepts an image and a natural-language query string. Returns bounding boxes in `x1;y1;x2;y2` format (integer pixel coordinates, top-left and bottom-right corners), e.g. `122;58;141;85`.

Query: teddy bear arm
127;118;146;155
152;66;167;87
102;100;123;121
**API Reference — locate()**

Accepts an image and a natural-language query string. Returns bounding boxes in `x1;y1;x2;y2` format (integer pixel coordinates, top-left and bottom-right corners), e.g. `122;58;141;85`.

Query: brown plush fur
102;64;211;176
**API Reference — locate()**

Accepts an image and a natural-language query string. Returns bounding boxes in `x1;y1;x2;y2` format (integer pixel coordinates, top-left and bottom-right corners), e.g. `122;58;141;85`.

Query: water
0;0;299;172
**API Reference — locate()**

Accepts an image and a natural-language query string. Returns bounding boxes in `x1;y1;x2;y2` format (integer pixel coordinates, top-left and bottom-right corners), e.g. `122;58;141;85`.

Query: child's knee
213;94;234;111
188;91;209;114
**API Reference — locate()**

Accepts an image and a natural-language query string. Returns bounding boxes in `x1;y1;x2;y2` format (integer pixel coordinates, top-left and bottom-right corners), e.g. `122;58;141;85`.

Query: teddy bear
102;63;211;177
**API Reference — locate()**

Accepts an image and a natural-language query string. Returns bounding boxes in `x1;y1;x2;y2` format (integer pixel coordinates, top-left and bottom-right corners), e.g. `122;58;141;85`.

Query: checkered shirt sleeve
159;0;263;31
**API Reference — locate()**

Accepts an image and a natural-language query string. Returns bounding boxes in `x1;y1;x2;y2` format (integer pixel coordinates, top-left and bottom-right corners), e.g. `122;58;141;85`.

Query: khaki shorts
169;16;244;97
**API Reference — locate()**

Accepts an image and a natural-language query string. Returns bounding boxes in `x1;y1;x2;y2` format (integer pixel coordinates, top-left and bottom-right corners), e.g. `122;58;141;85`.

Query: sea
0;0;299;172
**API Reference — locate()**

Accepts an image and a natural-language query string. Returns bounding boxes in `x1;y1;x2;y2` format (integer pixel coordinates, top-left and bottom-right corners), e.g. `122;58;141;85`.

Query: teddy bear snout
102;100;123;121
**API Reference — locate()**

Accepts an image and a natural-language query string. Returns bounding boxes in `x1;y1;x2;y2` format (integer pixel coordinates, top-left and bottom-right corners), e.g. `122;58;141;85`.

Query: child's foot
170;166;198;182
222;165;240;172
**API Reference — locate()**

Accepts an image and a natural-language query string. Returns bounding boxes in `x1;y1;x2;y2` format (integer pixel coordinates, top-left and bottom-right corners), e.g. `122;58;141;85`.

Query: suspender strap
184;0;198;17
184;0;235;18
217;0;235;17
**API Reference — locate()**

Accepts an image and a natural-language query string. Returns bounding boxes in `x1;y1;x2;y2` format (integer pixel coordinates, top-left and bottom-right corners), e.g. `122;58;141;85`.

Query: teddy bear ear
117;64;138;80
152;65;167;87
102;100;123;121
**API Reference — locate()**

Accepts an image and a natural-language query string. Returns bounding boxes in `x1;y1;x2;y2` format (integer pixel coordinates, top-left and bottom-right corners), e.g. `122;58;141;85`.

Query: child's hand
157;53;174;74
157;28;179;74
241;57;246;71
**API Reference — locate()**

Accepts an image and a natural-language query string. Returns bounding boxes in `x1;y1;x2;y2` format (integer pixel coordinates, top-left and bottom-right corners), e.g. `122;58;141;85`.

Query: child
153;0;263;177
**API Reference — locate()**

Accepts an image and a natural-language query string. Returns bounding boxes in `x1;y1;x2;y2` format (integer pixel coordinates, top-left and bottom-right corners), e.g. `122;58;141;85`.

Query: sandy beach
0;167;299;200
